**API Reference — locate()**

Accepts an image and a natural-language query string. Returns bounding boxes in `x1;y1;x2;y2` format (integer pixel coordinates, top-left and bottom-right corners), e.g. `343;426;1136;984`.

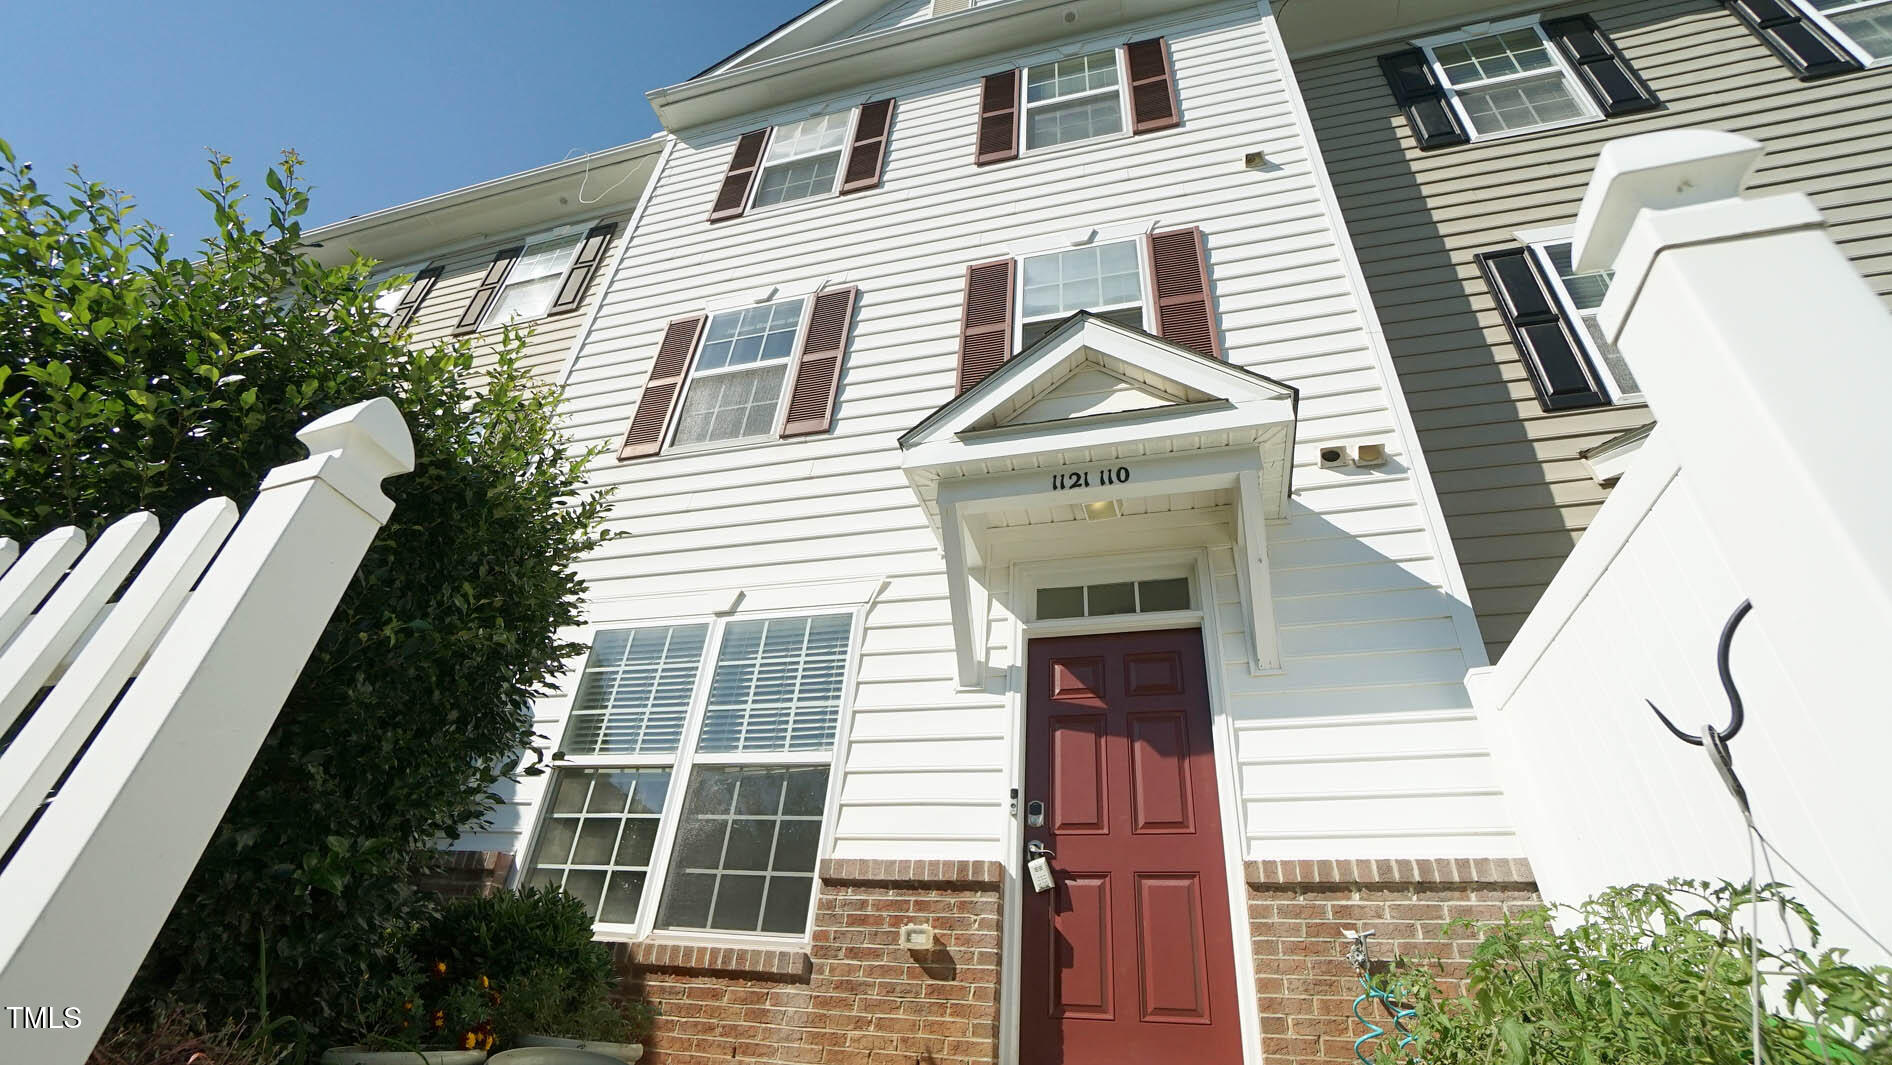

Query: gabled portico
899;312;1299;688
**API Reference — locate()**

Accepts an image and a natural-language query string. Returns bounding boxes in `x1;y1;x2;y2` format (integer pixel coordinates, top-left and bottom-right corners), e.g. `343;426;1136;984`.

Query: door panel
1020;628;1243;1064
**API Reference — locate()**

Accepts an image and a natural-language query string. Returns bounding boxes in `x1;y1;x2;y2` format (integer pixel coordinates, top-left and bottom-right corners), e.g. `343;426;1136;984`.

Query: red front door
1020;628;1243;1064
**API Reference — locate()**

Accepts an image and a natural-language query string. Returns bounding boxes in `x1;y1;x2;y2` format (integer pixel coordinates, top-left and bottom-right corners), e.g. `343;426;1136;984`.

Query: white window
483;231;586;327
671;297;808;448
1798;0;1892;63
525;613;855;938
1418;19;1599;139
1532;240;1639;402
753;113;852;209
369;263;425;319
1019;239;1147;348
1023;49;1127;151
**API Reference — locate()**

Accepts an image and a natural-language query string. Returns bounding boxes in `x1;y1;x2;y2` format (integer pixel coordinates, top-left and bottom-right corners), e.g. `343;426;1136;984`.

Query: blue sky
5;1;816;247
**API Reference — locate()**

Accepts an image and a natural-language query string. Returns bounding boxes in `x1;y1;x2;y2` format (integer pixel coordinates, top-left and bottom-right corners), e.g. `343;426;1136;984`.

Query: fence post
0;397;413;1065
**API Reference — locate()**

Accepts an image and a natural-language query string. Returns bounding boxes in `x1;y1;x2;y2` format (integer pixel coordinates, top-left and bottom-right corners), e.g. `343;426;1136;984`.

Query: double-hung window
1531;240;1637;402
1419;20;1599;139
1018;239;1147;348
483;231;586;327
1799;0;1892;62
526;613;856;939
671;297;808;448
1023;49;1127;150
753;113;852;209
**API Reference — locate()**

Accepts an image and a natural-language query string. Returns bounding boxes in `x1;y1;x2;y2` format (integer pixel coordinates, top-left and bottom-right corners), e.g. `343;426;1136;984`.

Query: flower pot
320;1047;488;1065
513;1035;645;1063
489;1049;623;1065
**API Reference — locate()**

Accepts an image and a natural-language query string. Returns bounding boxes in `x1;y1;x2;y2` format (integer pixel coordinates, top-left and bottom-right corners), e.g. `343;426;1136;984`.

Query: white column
0;398;413;1065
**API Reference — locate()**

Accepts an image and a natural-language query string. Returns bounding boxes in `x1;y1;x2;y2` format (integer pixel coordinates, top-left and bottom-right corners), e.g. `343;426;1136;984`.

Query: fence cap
296;396;415;481
1572;130;1765;273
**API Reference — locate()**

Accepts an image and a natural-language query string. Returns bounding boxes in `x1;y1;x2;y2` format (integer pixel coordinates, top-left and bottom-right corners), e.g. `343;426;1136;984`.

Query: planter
489;1049;624;1065
320;1047;488;1065
513;1035;645;1063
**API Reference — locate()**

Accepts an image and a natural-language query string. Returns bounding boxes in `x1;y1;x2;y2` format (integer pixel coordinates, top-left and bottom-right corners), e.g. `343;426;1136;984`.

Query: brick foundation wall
616;859;1003;1065
1246;858;1541;1065
418;850;514;898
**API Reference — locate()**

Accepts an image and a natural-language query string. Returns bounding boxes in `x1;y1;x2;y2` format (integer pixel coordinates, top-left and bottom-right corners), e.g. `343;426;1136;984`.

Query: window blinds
564;624;709;756
698;614;852;753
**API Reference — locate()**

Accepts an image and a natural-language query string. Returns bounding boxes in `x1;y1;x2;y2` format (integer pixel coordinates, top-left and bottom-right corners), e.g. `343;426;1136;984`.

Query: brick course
619;860;1003;1065
1245;858;1541;1065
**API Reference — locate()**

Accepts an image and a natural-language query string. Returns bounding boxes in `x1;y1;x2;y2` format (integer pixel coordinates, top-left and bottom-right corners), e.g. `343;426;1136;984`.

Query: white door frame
994;545;1260;1065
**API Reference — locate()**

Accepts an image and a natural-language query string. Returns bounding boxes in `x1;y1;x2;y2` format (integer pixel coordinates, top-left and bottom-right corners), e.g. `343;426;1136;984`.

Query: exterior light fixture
1084;499;1122;521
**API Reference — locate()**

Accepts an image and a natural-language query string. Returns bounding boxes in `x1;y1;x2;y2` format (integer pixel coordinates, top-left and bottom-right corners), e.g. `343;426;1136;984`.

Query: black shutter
1377;48;1469;150
385;265;442;333
1476;248;1609;411
546;222;618;316
1542;16;1661;115
454;247;522;333
1722;0;1862;79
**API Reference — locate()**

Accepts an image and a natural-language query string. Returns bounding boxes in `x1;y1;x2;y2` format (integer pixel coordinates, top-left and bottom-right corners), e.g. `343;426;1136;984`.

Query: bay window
524;613;855;940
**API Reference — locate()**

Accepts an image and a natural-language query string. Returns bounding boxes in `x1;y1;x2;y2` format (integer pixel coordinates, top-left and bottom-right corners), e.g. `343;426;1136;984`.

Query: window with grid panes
671;297;807;447
1023;49;1125;150
525;614;853;936
1801;0;1892;61
1533;241;1638;401
1423;24;1597;138
1019;240;1146;348
753;113;852;208
483;232;586;326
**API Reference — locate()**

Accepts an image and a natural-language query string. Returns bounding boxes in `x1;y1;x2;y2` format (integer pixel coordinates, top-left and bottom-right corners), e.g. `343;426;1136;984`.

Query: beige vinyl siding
392;213;631;385
1296;0;1892;658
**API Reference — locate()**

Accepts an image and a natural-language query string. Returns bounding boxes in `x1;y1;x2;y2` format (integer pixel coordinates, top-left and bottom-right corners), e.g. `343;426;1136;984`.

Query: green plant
1372;879;1892;1065
408;888;653;1045
0;138;612;1048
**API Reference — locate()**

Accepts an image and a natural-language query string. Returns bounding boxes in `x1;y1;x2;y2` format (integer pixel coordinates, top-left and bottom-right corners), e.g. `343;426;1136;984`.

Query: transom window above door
525;612;855;937
753;113;852;208
1036;577;1192;620
1024;49;1125;150
1418;20;1599;138
672;298;807;447
1019;240;1146;348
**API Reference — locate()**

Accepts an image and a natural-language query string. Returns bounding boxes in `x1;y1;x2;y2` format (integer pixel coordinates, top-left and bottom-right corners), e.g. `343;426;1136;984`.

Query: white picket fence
0;397;414;1065
1469;130;1892;966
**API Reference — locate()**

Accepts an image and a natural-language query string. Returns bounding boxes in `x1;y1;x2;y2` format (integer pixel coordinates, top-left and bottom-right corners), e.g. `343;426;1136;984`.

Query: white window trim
744;110;861;216
1019;46;1134;157
527;604;866;948
1526;236;1642;404
1789;0;1892;66
1413;15;1602;142
1014;234;1153;352
368;261;428;317
663;294;815;455
474;218;599;332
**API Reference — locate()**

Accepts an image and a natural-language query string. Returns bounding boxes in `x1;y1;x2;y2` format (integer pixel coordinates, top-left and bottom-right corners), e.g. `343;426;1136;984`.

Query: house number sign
1050;465;1132;491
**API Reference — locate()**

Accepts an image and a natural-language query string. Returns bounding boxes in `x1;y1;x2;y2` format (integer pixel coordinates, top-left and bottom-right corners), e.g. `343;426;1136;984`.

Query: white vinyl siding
753;113;852;209
1802;0;1892;62
484;232;585;327
1018;240;1147;348
672;298;807;447
1023;49;1127;150
1419;20;1599;139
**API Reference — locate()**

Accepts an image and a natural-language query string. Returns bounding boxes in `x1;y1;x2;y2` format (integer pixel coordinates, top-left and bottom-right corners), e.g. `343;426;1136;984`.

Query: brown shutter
1377;49;1471;150
1721;0;1862;79
1124;38;1181;133
974;70;1020;166
618;315;707;460
1475;248;1609;411
840;100;896;195
546;222;618;316
782;287;860;437
1147;227;1222;359
956;259;1015;394
384;265;442;333
453;247;522;333
709;129;770;223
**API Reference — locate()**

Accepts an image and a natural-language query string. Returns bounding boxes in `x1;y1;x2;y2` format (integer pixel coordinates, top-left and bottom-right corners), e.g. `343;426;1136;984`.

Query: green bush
1373;880;1892;1065
407;888;653;1045
0;140;611;1047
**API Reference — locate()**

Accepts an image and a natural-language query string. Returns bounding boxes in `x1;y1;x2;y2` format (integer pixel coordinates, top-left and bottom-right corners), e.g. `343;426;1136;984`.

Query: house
303;138;664;387
461;2;1541;1063
1278;0;1892;658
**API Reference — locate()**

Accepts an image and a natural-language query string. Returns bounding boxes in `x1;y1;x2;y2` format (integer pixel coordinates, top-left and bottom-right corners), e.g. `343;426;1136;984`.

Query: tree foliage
1374;880;1892;1065
0;139;612;1044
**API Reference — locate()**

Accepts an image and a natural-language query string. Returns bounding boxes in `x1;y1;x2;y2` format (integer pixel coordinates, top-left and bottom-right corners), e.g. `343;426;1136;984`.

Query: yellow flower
478;975;490;989
462;1032;477;1050
483;1035;496;1050
431;1010;445;1029
432;961;448;976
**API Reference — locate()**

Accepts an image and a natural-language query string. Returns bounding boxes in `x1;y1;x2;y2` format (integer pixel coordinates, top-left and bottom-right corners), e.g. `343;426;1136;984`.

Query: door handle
1026;840;1055;859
